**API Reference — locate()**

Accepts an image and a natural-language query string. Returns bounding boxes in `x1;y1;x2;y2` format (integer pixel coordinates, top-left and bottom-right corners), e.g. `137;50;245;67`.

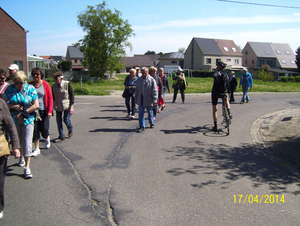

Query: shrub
281;76;287;82
74;87;89;95
191;70;214;78
295;76;300;82
288;76;294;82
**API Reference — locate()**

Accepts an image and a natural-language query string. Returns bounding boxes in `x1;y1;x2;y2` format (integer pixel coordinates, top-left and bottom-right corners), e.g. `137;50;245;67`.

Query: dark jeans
173;85;185;103
0;156;7;212
56;110;73;138
229;89;235;102
125;93;136;115
33;110;50;142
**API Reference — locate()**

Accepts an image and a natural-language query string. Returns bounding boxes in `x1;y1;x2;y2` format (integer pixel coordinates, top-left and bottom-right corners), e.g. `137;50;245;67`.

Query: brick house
66;46;85;71
0;7;28;73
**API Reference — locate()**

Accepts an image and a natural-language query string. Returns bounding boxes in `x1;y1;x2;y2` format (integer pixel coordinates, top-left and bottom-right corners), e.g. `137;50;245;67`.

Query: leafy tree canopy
145;50;156;55
77;1;134;77
296;47;300;72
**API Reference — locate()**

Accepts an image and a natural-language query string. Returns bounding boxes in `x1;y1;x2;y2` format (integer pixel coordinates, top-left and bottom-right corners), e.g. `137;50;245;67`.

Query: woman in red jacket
29;67;53;156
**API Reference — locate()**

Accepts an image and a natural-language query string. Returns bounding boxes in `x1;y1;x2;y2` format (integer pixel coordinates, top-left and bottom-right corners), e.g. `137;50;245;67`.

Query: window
291;60;295;64
216;59;221;64
276;50;281;54
80;59;83;64
13;61;23;70
171;61;177;64
265;51;270;55
235;59;239;64
286;51;290;55
267;61;273;67
281;60;286;64
245;60;248;64
223;47;229;52
226;58;231;62
74;59;78;64
252;60;255;64
206;58;211;64
258;60;264;67
232;47;237;52
245;51;248;55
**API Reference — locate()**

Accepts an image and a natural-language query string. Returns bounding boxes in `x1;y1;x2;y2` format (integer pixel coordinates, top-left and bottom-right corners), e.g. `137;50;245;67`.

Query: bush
288;76;294;82
191;70;214;78
58;60;72;71
281;76;287;82
295;76;300;82
74;87;89;95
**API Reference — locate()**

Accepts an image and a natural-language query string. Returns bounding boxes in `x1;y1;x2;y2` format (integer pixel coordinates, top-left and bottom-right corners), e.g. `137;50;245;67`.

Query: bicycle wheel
223;101;230;135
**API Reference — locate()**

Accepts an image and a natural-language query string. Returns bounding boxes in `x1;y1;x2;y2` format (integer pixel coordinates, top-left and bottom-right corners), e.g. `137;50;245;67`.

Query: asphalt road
2;92;300;226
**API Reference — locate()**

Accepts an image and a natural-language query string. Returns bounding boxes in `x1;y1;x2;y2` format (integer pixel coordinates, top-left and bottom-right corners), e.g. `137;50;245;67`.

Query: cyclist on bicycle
211;61;232;131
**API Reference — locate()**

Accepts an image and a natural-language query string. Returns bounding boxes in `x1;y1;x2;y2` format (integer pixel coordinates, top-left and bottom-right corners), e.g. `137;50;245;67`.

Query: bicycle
220;93;231;135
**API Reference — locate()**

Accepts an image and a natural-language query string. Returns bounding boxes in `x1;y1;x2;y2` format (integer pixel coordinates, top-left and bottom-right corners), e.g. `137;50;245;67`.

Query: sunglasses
14;82;25;85
32;73;40;76
0;77;5;80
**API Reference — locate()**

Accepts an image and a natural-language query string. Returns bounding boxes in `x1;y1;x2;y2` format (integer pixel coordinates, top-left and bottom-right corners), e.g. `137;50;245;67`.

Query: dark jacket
229;76;237;92
212;70;230;94
124;75;138;97
152;75;163;97
160;75;170;93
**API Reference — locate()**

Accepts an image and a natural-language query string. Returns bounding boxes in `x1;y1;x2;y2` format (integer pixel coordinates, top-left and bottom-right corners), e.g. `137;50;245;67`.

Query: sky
1;0;300;57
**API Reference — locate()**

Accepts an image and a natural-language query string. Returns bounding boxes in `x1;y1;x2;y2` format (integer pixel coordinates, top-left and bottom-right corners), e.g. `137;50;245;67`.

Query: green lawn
54;74;300;96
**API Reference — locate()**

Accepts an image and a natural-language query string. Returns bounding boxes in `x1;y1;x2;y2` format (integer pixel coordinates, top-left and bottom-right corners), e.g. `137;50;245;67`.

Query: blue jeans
56;110;73;138
138;97;154;128
241;87;250;103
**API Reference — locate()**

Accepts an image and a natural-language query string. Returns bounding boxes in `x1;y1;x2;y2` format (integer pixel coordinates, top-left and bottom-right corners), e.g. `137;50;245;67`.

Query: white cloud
126;28;300;56
133;13;300;31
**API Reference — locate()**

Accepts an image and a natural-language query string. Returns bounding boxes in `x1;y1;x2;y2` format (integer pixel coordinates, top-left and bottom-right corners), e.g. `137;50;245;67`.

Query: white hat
8;64;19;71
178;67;183;72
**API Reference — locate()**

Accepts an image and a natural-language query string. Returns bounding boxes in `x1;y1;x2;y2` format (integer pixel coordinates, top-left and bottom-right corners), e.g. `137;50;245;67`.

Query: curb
251;109;300;177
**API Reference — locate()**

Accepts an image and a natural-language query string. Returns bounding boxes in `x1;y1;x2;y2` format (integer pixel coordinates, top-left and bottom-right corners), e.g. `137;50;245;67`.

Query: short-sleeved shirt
3;83;38;126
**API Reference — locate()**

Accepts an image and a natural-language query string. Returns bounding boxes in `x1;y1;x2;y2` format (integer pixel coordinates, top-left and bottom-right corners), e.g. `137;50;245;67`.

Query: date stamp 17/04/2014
233;195;285;204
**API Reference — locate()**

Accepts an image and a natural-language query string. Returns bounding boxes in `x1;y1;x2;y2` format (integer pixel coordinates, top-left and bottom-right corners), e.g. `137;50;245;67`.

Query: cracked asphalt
3;92;300;225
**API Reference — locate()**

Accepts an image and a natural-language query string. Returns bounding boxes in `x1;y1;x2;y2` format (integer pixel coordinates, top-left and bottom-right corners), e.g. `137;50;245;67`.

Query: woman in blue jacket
239;68;253;104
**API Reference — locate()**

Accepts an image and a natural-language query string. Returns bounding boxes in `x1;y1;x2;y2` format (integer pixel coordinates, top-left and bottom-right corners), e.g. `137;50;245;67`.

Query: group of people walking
0;64;74;219
123;66;188;133
124;63;252;133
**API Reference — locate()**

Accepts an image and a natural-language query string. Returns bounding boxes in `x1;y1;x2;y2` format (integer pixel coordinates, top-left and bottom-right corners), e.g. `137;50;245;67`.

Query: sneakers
18;155;25;167
0;211;3;219
32;148;40;157
136;127;145;133
126;114;130;118
131;115;135;119
212;126;218;132
24;167;32;179
229;113;233;119
150;124;154;129
54;137;65;143
45;136;51;149
68;130;73;138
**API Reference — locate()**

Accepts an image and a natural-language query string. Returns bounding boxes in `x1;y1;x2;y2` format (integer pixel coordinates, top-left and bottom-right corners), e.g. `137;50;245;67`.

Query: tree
58;60;72;71
145;50;156;55
178;47;185;53
296;47;300;72
258;64;274;82
77;2;134;77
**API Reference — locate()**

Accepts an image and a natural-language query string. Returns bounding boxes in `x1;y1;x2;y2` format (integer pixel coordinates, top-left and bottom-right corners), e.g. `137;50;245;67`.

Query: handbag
0;134;10;157
122;89;128;98
20;91;42;121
